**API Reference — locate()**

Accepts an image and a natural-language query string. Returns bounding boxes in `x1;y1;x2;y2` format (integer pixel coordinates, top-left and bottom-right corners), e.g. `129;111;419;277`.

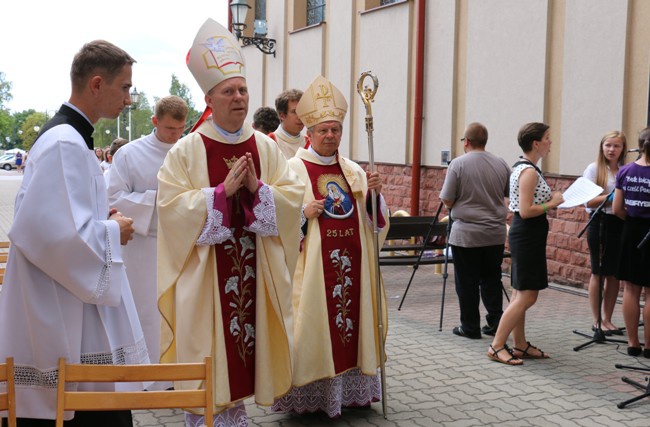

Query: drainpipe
410;0;426;216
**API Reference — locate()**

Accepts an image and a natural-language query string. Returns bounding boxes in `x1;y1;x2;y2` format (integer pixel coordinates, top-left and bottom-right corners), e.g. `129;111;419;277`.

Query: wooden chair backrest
0;241;8;286
55;357;213;427
0;357;16;427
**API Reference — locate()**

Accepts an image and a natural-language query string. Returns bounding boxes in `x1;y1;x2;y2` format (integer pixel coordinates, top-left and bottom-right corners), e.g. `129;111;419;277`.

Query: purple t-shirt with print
615;162;650;219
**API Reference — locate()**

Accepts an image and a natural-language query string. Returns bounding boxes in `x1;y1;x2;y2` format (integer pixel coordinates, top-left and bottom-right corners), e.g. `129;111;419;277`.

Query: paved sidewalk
2;173;650;426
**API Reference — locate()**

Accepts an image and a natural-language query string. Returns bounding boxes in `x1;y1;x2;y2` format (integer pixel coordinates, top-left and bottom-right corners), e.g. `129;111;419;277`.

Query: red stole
201;133;260;401
303;160;362;374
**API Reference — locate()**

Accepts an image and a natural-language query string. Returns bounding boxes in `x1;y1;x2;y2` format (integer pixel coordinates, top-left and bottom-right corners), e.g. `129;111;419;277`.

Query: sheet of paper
557;177;604;208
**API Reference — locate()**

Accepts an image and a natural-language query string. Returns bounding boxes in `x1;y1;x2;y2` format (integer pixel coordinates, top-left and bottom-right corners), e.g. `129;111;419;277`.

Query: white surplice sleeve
107;148;157;236
9;127;125;306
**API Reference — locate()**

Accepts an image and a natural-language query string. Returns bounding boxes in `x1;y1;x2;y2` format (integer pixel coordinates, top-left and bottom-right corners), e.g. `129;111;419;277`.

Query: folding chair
0;357;16;427
396;216;446;310
55;357;213;427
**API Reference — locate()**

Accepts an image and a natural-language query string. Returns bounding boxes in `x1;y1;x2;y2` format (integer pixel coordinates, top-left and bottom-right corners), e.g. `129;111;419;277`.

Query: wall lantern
230;0;277;57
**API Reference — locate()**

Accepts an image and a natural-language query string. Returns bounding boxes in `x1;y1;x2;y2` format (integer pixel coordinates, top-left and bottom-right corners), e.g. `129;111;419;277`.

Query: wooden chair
0;241;8;286
55;357;213;427
0;357;16;427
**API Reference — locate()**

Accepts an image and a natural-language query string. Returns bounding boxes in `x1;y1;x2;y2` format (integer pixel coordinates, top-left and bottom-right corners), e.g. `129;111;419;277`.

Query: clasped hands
109;208;134;245
225;152;258;197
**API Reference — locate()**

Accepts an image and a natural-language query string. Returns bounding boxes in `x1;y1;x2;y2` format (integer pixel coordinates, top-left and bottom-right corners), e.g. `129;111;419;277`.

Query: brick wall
368;163;592;290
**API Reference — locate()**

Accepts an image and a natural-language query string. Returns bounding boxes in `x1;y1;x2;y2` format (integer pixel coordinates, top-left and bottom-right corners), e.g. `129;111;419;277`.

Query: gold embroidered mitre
296;75;348;128
187;18;246;94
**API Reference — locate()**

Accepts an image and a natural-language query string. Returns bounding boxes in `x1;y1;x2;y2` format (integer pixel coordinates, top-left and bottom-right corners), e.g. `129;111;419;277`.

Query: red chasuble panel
303;160;363;374
201;133;261;401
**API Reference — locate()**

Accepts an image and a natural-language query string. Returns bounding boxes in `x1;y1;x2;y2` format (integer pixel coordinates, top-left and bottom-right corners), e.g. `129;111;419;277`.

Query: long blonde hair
595;131;627;189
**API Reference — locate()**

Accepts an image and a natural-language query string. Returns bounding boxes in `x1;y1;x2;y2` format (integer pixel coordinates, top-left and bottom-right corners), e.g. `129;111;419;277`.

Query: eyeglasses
460;137;466;142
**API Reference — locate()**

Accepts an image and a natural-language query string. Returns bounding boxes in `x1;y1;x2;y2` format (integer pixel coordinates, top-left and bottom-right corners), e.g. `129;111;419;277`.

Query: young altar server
107;96;188;384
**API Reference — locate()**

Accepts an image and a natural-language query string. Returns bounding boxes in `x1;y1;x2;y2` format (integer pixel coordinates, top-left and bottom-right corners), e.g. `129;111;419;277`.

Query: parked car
0;154;16;171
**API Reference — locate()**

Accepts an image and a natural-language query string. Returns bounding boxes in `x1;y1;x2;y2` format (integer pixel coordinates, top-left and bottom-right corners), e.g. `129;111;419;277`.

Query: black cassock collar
36;104;95;150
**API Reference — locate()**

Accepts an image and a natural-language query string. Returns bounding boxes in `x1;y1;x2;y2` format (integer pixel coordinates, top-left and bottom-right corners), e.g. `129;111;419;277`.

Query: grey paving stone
2;174;650;425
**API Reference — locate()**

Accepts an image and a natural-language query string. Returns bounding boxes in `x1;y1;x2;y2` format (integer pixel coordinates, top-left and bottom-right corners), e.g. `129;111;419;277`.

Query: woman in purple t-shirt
613;127;650;357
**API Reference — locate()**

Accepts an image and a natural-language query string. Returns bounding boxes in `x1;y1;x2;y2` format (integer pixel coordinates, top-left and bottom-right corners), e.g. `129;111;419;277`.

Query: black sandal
513;342;549;359
487;344;523;365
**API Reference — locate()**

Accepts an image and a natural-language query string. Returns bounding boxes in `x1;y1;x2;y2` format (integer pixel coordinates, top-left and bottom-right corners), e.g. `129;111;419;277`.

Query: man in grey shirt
440;122;510;339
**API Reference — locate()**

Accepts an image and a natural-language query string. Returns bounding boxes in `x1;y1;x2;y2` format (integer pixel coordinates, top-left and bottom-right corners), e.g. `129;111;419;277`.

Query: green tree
95;92;154;144
169;74;195;109
131;92;153;139
169;73;201;134
5;109;37;150
94;119;116;148
20;112;47;151
0;72;14;149
0;72;12;108
0;111;13;149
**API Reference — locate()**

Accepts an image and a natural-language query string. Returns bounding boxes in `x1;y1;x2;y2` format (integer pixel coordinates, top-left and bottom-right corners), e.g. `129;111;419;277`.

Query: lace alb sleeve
91;226;112;302
197;187;233;245
245;183;278;237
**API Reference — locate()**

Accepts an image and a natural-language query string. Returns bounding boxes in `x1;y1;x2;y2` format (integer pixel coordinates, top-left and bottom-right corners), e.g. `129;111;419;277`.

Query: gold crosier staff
357;71;388;418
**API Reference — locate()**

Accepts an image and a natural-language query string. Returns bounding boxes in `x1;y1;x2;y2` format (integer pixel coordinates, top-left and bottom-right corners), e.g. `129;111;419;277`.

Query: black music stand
616;363;650;408
615;229;650;408
438;215;452;331
573;190;626;351
397;202;444;311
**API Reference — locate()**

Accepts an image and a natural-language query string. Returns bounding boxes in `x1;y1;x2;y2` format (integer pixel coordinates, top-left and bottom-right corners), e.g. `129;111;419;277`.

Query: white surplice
108;131;174;370
0;114;148;420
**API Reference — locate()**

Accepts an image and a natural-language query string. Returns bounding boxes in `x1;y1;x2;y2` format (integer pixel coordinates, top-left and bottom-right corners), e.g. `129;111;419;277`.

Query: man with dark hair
252;106;280;135
440;122;511;340
0;40;146;426
108;96;188;382
268;89;309;158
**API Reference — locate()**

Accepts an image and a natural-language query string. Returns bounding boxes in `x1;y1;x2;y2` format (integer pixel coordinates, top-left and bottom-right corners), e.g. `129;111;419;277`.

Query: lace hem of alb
185;401;248;427
245;184;278;237
198;188;232;245
12;337;149;388
271;368;381;418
